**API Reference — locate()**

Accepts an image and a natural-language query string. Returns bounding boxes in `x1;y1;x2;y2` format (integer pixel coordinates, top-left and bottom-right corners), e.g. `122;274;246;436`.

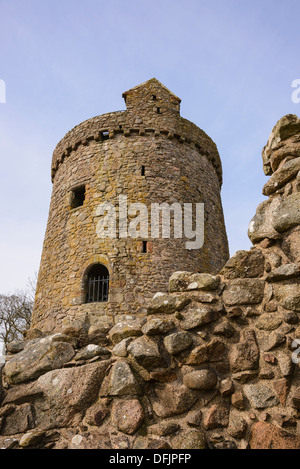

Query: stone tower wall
31;79;229;332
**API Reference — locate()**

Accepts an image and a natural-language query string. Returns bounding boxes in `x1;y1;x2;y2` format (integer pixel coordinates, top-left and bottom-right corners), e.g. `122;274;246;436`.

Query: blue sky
0;0;300;293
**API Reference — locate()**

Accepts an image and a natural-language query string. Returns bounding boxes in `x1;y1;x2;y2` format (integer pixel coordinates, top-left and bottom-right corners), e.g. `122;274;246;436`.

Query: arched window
85;264;109;303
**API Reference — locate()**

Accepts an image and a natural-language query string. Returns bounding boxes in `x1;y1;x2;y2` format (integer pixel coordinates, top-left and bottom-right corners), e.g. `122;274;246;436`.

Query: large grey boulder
151;381;198;418
220;250;265;279
74;344;111;361
142;318;175;336
147;292;190;315
244;384;279;409
248;198;281;243
179;306;219;330
128;336;164;369
223;279;265;305
262;114;300;175
229;330;260;372
169;272;220;292
272;193;300;233
273;283;300;311
36;360;113;429
100;360;142;397
108;320;143;345
263;157;300;195
163;332;193;355
265;263;300;282
3;334;76;385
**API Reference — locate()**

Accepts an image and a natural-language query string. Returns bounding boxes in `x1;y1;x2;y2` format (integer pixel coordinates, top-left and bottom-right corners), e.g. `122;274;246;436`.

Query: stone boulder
108;320;143;345
36;360;113;429
262;114;300;175
183;369;218;391
203;402;230;430
171;429;207;449
223;279;265;305
179;306;219;330
128;336;164;369
100;360;142;397
142;318;175;336
169;272;220;292
273;283;300;312
3;335;75;385
272;193;300;233
250;422;300;449
67;430;112;449
229;330;259;372
111;399;144;435
265;263;300;282
147;293;190;315
244;384;279;409
163;332;193;355
248;198;281;243
74;344;111;361
186;338;226;366
151;382;198;418
263;157;300;196
220;249;265;279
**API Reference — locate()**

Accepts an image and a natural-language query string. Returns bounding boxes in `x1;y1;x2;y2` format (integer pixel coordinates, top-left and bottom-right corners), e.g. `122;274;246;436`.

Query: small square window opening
71;185;86;209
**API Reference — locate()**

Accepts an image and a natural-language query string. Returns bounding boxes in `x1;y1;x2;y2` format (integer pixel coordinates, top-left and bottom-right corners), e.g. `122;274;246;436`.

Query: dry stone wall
0;114;299;450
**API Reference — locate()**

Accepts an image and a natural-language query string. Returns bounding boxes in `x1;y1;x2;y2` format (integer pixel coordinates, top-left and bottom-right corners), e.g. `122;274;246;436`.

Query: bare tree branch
0;275;36;346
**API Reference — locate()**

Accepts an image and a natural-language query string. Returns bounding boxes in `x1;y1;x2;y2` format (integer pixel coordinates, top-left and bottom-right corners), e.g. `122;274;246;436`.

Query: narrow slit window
70;185;86;209
156;107;161;114
141;165;145;176
142;241;148;253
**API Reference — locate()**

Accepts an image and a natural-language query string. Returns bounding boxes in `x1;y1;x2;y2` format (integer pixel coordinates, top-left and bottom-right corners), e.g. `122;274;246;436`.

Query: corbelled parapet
51;80;223;185
0;115;299;450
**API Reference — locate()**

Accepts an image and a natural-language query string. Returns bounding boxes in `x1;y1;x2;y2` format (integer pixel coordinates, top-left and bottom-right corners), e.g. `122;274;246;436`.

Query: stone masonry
0;113;299;449
31;79;229;333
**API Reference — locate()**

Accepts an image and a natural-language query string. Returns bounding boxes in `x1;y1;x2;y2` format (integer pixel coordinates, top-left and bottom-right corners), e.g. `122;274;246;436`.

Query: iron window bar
86;276;109;303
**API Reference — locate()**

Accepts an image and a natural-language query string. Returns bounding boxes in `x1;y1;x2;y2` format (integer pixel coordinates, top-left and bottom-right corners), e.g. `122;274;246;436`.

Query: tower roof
122;78;181;103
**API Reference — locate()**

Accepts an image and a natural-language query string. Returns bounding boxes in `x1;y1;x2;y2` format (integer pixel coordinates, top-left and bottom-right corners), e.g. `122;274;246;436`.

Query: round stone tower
32;78;229;332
